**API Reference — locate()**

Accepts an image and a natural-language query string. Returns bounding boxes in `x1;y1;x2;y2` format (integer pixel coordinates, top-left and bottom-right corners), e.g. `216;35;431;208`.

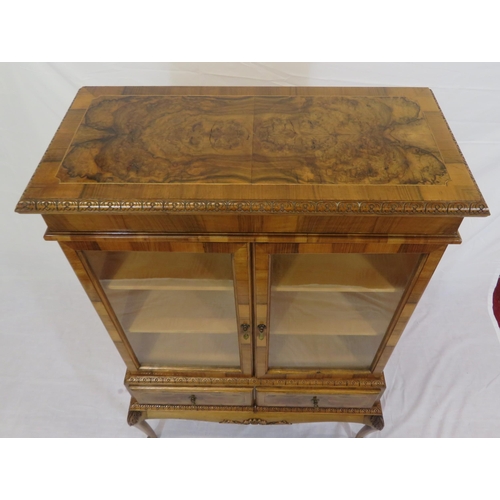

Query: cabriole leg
127;410;158;438
355;415;385;438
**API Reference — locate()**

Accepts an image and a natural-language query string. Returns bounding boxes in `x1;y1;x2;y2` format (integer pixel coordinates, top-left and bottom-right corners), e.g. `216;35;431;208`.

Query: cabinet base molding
220;418;292;425
125;373;386;387
127;399;384;437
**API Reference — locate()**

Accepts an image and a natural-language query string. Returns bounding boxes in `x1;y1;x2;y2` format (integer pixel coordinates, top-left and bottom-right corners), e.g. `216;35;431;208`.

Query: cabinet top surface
16;86;488;216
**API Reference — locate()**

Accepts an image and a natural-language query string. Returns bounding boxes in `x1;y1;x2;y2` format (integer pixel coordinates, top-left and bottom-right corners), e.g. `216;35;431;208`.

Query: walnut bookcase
16;86;488;437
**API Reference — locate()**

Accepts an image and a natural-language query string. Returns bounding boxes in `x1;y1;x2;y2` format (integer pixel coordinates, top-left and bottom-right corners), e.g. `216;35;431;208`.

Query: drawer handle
241;323;250;340
258;324;267;340
190;395;197;406
311;396;319;409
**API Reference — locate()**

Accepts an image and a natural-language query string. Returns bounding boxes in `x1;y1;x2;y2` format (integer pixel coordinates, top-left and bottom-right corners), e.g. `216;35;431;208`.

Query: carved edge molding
126;376;385;387
130;403;383;415
220;418;291;425
16;199;489;216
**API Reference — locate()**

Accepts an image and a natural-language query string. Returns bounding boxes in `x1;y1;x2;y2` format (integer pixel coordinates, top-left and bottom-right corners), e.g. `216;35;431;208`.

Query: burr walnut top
16;86;488;216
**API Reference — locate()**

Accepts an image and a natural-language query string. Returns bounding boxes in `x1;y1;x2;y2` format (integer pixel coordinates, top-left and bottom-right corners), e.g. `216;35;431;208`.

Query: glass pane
269;253;421;369
84;251;240;368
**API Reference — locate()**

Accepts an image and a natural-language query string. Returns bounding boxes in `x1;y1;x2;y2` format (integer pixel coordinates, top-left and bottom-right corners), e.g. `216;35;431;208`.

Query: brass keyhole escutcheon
258;324;267;340
312;396;319;409
241;323;250;340
190;395;197;405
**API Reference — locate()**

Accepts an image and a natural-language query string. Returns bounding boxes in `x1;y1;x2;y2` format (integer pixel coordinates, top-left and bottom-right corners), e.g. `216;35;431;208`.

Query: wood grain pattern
16;86;489;217
41;213;464;236
252;96;448;185
57;95;448;186
45;233;462;246
58;96;254;184
233;245;253;376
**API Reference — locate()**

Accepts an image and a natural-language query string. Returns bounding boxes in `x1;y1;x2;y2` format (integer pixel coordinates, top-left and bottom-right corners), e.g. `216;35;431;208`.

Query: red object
493;277;500;328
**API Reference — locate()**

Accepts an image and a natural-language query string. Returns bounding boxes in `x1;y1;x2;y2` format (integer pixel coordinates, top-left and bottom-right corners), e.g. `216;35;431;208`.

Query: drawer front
256;389;380;409
130;386;254;406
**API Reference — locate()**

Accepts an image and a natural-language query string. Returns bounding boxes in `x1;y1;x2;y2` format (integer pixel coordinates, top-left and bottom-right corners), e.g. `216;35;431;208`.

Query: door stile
232;245;253;376
254;245;271;377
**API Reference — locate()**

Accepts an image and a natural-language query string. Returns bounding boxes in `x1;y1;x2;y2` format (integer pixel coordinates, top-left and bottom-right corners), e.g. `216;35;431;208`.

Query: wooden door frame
57;238;253;376
254;241;447;378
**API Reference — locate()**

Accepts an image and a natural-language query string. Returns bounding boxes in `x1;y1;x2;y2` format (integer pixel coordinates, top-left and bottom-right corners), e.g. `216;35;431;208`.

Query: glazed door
254;243;427;377
66;241;252;375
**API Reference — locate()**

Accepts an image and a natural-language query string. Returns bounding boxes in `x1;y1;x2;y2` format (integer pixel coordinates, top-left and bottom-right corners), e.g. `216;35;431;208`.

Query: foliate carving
16;198;489;216
127;376;252;386
126;375;385;388
130;403;251;412
129;403;383;415
254;406;382;415
127;410;143;426
367;415;385;431
261;378;386;387
220;418;291;425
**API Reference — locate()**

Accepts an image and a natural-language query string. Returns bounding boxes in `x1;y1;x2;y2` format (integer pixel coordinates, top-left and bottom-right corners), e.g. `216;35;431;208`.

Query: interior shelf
268;332;382;369
106;288;238;335
86;251;234;282
126;331;241;368
103;278;234;291
270;291;399;336
272;253;417;293
272;283;402;293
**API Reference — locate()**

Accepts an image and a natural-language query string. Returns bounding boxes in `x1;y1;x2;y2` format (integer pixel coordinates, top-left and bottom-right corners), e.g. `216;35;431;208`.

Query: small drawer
256;388;380;409
129;386;254;406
